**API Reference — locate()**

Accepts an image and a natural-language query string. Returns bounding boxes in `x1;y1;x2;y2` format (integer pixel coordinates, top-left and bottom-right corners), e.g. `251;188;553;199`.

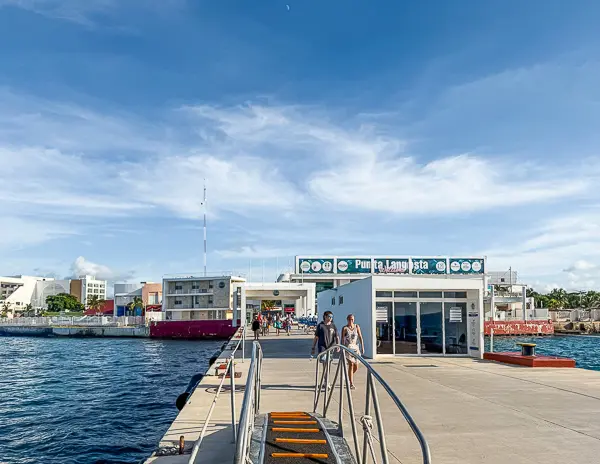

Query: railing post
369;374;390;464
342;354;362;464
362;374;372;464
490;328;494;353
230;355;237;443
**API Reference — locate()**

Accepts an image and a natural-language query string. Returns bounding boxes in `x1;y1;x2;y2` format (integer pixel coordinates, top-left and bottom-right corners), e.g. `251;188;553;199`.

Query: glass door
419;302;444;354
376;302;393;354
393;301;418;354
444;302;468;354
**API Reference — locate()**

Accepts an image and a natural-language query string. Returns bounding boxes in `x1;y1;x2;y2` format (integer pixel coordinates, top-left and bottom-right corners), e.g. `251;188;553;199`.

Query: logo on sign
322;261;333;272
311;261;322;272
450;261;461;272
461;261;472;272
472;261;482;272
300;261;311;272
436;261;446;272
337;260;349;272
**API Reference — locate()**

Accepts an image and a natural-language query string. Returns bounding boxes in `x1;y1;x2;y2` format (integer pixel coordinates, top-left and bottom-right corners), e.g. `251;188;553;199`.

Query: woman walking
341;314;364;390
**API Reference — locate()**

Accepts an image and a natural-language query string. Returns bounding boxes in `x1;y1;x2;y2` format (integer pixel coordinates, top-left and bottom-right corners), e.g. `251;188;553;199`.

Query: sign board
468;310;481;355
449;258;485;275
298;258;335;274
449;307;462;323
376;306;389;322
336;258;372;274
411;258;447;275
373;258;410;274
295;256;485;275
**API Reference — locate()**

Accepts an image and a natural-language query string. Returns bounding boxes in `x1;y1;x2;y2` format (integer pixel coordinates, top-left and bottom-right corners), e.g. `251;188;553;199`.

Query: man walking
311;311;339;356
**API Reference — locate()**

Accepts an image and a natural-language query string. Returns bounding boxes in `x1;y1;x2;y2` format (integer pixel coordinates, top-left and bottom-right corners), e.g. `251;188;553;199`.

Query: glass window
339;296;344;305
394;291;418;298
376;302;394;354
331;297;335;305
376;291;393;298
419;291;443;298
175;285;182;290
444;291;467;299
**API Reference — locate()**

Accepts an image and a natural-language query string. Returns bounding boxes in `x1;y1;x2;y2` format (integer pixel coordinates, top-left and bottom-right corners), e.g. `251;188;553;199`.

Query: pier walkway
148;329;600;464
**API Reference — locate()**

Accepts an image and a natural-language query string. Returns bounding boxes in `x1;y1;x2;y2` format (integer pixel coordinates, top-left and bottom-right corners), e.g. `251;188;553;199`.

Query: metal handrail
234;341;262;464
187;329;245;463
314;344;432;464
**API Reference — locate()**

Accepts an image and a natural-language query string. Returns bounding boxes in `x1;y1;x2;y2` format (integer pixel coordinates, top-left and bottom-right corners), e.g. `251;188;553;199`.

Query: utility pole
202;181;207;277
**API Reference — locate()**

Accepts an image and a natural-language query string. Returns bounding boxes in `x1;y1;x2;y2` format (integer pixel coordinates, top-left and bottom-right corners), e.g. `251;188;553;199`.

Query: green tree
127;296;145;316
582;291;600;309
1;302;9;317
547;288;568;309
87;295;106;314
548;298;562;310
46;293;84;313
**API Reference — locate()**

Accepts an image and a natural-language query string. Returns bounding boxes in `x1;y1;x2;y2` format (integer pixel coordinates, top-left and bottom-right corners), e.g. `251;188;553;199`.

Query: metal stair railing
314;345;432;464
234;341;263;464
187;328;247;463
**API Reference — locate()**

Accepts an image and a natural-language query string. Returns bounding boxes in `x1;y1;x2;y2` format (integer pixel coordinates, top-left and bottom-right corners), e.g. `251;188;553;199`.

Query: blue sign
411;258;447;274
449;258;484;274
373;258;410;274
298;258;335;274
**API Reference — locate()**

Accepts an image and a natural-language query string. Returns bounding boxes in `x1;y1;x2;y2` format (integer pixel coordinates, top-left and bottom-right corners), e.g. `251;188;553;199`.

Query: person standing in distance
311;311;339;356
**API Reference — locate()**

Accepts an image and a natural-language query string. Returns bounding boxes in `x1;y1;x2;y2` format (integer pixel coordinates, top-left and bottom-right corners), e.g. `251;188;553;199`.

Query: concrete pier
148;329;600;464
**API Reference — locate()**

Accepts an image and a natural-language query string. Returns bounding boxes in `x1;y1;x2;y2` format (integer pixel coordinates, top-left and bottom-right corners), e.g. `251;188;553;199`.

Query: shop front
318;274;485;359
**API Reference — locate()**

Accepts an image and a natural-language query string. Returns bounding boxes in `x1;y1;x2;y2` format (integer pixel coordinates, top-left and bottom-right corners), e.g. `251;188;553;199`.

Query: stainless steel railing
234;341;263;464
314;345;432;464
187;328;247;463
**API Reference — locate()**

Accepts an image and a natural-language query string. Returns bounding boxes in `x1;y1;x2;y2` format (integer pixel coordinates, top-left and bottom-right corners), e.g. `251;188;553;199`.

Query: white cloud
70;256;134;281
122;154;301;219
0;0;184;26
484;211;600;290
309;154;586;214
0;216;77;251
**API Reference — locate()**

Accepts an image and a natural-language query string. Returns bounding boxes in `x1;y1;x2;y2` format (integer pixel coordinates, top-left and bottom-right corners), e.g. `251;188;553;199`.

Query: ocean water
484;334;600;371
0;337;222;464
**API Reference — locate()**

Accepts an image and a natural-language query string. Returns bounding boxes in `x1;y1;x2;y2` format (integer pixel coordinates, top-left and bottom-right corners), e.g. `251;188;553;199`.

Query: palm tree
547;288;568;309
87;295;106;314
127;296;145;317
1;302;9;318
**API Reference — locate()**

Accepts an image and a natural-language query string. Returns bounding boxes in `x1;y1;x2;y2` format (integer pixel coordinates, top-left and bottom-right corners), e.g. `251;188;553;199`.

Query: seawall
484;320;554;335
0;326;149;337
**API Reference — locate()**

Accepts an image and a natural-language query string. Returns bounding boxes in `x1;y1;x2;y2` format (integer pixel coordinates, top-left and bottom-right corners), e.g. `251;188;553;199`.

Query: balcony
168;288;214;295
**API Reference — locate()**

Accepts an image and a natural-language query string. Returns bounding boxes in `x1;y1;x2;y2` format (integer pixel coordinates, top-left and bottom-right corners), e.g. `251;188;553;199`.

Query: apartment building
75;275;107;307
162;275;246;321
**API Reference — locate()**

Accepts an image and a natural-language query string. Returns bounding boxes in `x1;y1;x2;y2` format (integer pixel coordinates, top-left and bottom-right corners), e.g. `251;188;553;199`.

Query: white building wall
32;280;71;309
318;278;374;358
318;275;486;359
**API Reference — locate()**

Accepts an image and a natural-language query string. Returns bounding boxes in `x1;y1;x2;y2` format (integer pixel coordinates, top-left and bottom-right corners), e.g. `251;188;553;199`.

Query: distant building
0;275;55;314
162;275;246;321
114;282;162;316
31;279;72;309
74;275;107;307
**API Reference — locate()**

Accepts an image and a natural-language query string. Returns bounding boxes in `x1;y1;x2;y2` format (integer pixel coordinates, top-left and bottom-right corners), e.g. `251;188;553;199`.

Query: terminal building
290;256;486;360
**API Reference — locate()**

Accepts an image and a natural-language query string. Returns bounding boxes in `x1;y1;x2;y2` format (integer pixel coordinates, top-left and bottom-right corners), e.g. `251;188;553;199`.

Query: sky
2;1;600;291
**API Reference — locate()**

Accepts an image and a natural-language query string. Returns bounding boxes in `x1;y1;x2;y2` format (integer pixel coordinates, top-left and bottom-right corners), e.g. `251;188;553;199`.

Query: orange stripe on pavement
273;420;317;425
275;438;327;444
271;427;319;433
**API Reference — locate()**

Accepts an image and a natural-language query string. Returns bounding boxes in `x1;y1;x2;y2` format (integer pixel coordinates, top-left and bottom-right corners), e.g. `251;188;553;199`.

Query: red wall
484;320;554;336
149;320;238;339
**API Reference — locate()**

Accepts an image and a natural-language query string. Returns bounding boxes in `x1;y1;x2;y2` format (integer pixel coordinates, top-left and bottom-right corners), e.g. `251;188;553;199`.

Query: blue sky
2;0;600;291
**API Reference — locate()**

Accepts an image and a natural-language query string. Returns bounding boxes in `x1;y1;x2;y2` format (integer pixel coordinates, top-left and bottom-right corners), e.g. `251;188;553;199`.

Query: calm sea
0;337;222;464
484;334;600;371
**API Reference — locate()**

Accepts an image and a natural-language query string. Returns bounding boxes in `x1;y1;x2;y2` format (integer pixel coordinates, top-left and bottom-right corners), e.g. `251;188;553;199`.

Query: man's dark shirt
316;321;338;349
